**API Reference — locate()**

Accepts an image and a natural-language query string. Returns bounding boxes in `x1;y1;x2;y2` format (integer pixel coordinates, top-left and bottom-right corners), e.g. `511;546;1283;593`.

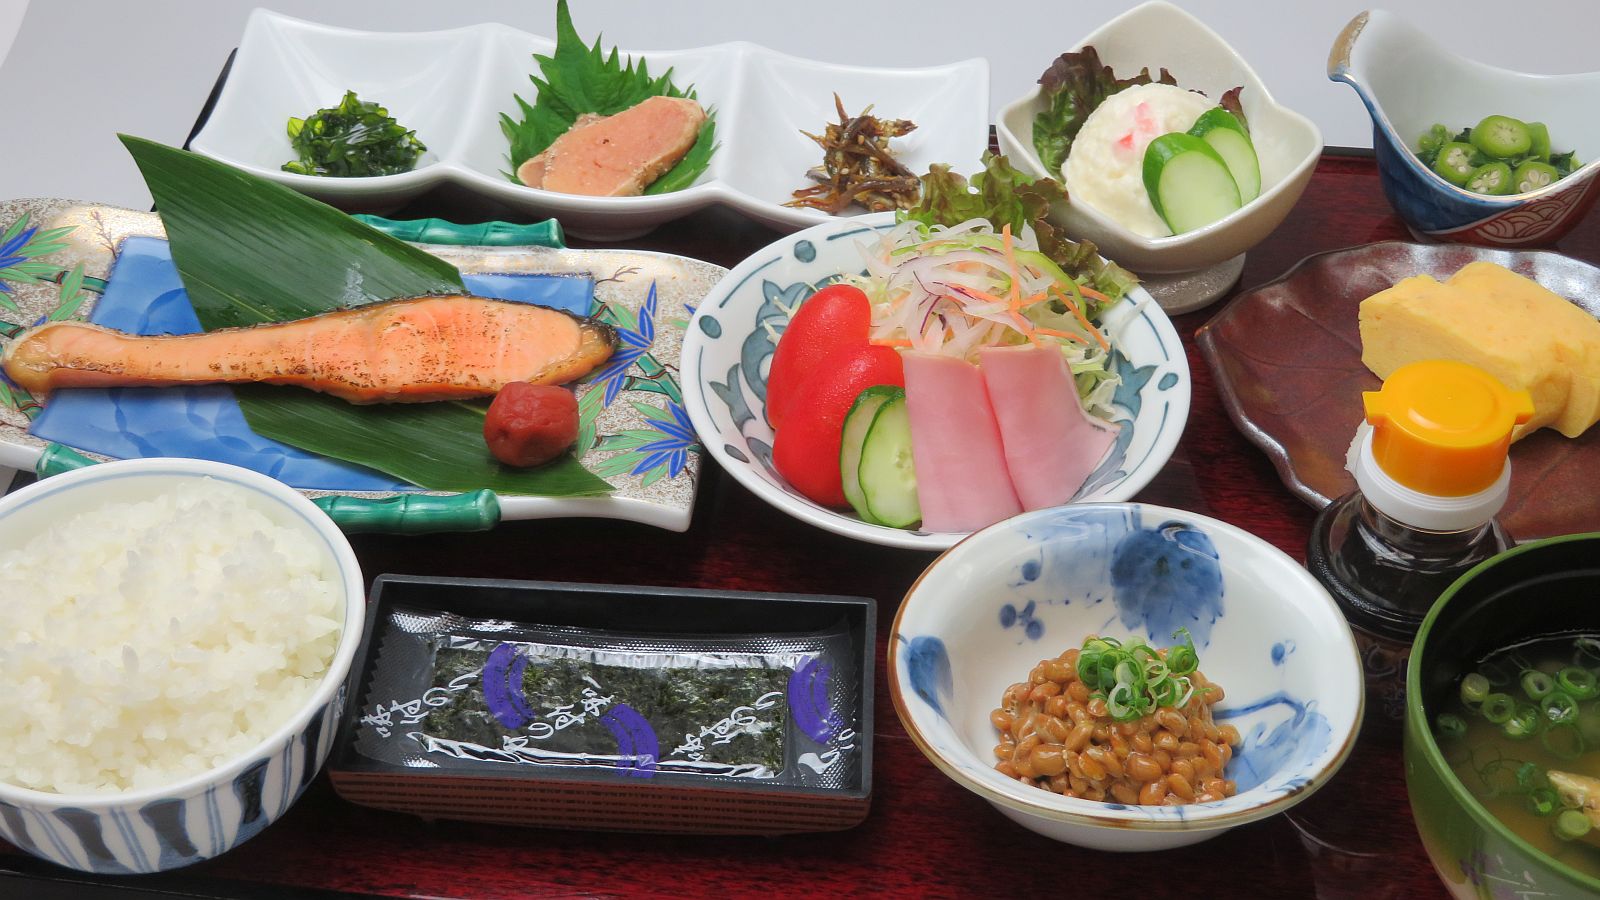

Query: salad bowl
889;503;1364;851
995;1;1322;314
188;10;988;241
1329;10;1600;247
680;213;1190;551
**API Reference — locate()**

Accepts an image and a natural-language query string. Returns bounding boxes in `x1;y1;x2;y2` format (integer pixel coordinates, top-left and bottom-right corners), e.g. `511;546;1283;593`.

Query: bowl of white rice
0;458;364;874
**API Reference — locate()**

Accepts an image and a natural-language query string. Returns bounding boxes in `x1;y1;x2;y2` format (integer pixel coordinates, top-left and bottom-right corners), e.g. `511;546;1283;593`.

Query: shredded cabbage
855;218;1121;420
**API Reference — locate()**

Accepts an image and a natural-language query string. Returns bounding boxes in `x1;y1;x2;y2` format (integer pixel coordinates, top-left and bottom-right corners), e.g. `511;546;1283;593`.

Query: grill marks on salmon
515;96;707;196
1;295;616;404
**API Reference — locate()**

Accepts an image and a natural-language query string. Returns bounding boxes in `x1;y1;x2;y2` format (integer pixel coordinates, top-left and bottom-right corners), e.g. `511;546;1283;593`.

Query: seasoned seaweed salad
353;605;861;789
419;643;789;775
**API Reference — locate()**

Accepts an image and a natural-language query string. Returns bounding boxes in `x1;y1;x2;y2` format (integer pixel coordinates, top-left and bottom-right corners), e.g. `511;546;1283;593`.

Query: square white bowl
190;10;989;241
993;1;1322;311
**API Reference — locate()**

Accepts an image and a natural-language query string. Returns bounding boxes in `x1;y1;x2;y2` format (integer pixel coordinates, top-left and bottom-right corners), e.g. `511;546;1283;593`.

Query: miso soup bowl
889;503;1363;851
1406;533;1600;898
1329;10;1600;248
0;458;365;874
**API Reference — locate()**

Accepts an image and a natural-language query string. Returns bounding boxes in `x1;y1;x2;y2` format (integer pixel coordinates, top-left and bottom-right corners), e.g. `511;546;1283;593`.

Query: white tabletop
0;0;1597;210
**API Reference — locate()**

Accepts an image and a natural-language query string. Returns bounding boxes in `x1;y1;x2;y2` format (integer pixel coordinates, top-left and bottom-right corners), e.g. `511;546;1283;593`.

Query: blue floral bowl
680;213;1190;550
1329;10;1600;247
888;503;1364;850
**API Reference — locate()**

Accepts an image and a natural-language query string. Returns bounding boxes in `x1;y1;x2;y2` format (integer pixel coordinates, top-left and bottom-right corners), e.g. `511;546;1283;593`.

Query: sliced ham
515;96;707;196
978;344;1120;511
902;352;1022;533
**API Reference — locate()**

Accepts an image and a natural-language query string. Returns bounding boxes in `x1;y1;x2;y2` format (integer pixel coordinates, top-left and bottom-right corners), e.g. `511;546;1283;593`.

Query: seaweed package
352;606;861;790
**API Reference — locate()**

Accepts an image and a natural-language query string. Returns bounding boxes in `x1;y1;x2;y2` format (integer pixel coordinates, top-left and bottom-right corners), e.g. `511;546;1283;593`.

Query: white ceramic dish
0;458;365;873
889;503;1364;851
995;1;1322;314
681;213;1191;551
189;10;989;241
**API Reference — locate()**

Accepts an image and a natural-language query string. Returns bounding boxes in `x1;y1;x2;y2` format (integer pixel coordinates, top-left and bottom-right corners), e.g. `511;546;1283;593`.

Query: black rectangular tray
327;575;874;834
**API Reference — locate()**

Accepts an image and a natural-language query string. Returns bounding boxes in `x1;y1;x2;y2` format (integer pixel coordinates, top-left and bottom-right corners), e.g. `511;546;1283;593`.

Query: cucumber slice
1188;108;1260;202
1143;133;1242;235
857;392;920;528
839;385;901;523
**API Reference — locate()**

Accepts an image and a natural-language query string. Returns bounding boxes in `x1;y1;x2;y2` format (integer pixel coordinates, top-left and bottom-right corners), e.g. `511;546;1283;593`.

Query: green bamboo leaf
15;244;68;260
33;226;75;244
0;292;18;313
0;268;42;285
0;379;14;409
595;430;658;451
11;261;59;275
0;214;28;245
640;465;668;488
574;385;605;456
50;263;87;321
631;399;676;422
120;135;611;498
588;452;644;479
235;387;609;495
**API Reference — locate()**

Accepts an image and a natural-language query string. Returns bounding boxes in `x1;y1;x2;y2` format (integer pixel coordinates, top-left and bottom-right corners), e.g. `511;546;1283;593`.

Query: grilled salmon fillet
516;95;707;196
1;295;616;404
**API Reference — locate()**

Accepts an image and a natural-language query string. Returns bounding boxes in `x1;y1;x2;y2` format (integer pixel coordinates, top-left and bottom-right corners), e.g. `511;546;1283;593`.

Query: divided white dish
190;10;990;241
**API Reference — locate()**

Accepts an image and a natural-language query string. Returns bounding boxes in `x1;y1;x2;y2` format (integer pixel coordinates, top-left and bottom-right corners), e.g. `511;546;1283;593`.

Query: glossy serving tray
0;198;722;533
327;575;875;834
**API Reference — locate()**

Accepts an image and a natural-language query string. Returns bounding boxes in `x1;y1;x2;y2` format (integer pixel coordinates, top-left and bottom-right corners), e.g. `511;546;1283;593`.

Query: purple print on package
788;656;837;743
481;643;538;730
601;705;660;777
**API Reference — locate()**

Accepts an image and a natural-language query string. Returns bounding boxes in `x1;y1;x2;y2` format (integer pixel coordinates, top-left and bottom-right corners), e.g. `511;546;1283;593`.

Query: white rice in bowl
0;478;342;794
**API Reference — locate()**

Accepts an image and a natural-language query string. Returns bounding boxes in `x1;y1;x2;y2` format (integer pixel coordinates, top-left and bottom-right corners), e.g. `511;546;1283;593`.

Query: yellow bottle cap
1361;360;1534;497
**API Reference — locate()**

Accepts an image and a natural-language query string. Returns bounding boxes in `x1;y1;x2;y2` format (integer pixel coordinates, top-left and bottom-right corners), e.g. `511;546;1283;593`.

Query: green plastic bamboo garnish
283;91;426;177
1076;628;1206;721
499;0;716;194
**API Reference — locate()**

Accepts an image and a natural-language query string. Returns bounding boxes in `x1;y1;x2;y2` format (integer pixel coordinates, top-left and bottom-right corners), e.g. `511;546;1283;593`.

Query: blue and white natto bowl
889;503;1364;851
1329;10;1600;247
0;458;365;874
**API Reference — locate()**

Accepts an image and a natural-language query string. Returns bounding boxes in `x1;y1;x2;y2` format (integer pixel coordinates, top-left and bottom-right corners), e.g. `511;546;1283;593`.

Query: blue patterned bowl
0;459;364;873
681;213;1190;550
889;503;1363;850
1329;10;1600;247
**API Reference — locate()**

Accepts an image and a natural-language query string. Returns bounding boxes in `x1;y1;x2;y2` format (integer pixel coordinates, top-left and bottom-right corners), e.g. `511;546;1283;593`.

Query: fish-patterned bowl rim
888;502;1365;834
680;212;1191;550
0;457;365;808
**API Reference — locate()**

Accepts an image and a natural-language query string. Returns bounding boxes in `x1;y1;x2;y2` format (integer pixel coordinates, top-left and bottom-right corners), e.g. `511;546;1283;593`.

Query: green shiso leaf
118;135;612;497
498;0;716;189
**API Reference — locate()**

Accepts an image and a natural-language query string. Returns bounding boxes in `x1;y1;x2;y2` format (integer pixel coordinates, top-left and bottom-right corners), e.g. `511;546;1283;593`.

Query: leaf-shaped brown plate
1196;241;1600;542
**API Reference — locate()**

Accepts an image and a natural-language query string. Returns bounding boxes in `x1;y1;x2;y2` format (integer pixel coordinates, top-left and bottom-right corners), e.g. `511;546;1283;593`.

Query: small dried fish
787;94;920;213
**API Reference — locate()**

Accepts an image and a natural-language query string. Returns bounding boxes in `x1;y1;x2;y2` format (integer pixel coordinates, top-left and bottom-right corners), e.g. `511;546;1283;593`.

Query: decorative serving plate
187;10;990;241
0;198;723;532
1197;240;1600;542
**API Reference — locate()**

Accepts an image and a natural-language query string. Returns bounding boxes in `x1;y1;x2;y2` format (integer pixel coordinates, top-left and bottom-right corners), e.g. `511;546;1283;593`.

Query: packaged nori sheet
352;606;860;788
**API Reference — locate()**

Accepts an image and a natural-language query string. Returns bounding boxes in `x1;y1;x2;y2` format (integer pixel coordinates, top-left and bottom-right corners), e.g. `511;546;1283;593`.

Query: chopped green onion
1574;637;1600;667
1527;787;1559;816
1477;758;1522;798
1436;713;1467;740
1522;670;1555;701
1072;630;1207;722
1556;809;1593;841
1516;761;1545;792
1580;702;1600;747
1542;722;1586;761
1504;704;1542;740
1557;667;1597;700
1483;692;1516;724
1461;673;1492;706
1545;691;1580;725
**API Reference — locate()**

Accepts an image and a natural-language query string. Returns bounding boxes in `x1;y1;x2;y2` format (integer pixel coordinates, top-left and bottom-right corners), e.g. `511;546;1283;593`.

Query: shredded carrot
1078;284;1111;303
1049;284;1110;350
871;337;913;347
1035;327;1091;344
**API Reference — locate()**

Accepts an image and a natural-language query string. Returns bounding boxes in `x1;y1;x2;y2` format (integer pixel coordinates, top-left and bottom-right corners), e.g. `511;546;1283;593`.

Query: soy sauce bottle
1306;360;1533;732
